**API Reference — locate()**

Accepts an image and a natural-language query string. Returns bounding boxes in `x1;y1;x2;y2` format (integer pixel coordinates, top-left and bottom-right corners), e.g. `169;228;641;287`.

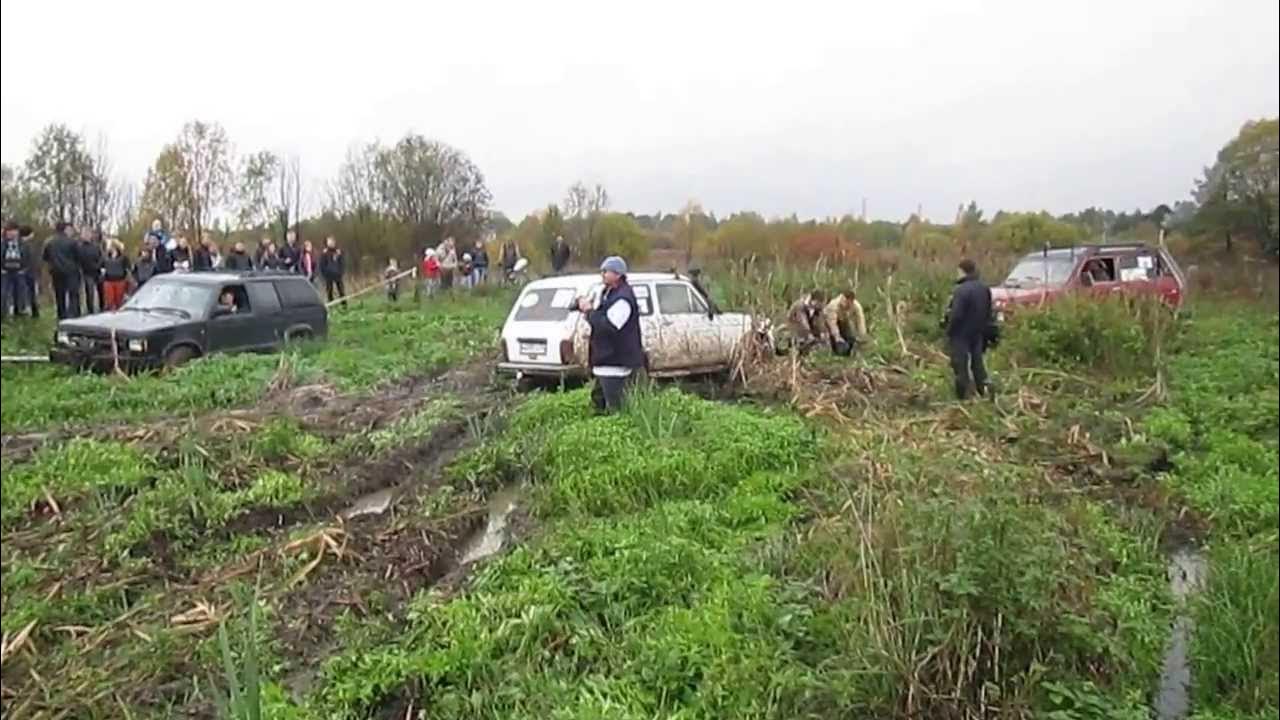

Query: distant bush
1001;296;1177;376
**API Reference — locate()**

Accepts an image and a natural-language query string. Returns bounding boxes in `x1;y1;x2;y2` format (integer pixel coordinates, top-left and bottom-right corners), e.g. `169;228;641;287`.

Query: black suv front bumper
49;346;159;372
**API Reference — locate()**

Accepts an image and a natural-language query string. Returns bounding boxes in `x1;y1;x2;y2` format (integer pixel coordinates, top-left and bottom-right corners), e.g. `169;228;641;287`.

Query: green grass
0;293;509;431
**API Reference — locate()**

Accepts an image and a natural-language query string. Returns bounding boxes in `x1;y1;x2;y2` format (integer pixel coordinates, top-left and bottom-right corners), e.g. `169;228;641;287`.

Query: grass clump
1000;295;1178;377
0;438;155;529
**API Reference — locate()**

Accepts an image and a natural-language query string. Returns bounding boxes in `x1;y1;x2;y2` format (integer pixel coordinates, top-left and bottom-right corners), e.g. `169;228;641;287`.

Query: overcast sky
2;0;1277;222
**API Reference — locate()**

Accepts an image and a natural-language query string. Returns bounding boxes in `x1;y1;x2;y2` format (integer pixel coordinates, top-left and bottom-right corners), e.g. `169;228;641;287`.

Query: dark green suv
50;272;328;371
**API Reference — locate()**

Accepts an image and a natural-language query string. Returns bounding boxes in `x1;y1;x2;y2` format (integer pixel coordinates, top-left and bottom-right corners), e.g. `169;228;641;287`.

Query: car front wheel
163;345;198;369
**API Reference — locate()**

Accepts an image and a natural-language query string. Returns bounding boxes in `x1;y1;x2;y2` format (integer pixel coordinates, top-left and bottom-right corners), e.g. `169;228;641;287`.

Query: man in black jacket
578;256;645;413
319;236;346;305
77;228;104;314
224;242;254;271
944;258;994;400
279;230;301;274
43;222;83;319
551;235;571;274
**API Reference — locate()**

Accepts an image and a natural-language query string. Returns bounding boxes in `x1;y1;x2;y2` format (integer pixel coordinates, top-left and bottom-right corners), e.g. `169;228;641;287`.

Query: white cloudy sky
2;0;1277;221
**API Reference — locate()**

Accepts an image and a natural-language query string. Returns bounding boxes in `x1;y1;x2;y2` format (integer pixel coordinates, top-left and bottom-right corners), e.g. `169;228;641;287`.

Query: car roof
1024;244;1160;259
146;271;307;285
522;272;689;290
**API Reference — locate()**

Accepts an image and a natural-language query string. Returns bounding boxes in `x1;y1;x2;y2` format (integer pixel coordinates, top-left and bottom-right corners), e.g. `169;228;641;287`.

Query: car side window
218;285;251;314
248;282;282;314
1081;257;1117;285
276;279;322;308
656;283;697;314
633;284;654;316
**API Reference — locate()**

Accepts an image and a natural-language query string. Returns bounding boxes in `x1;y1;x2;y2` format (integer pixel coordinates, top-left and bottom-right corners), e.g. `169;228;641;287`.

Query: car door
207;284;261;353
247;281;285;348
654;281;718;369
1078;255;1124;300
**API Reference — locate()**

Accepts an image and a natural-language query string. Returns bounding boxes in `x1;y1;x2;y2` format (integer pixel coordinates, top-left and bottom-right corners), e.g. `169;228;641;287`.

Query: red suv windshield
1002;253;1078;288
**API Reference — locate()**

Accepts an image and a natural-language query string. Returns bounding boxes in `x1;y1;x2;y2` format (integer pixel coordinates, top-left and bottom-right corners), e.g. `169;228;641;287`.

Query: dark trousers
1;270;28;316
591;373;632;413
82;274;100;315
325;276;346;305
949;334;988;400
52;272;82;319
24;272;39;317
829;320;857;356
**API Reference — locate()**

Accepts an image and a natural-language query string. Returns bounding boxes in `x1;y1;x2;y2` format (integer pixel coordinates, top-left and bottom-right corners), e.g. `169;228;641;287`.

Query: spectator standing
439;238;458;290
420;248;441;298
133;244;157;288
384;258;401;302
2;222;30;318
258;240;281;270
944;258;994;400
192;235;214;271
77;228;104;314
43;221;83;319
551;235;571;274
500;239;520;282
472;240;489;286
224;242;254;271
20;226;41;318
319;236;346;305
101;240;131;311
301;240;317;282
209;242;224;270
278;230;301;274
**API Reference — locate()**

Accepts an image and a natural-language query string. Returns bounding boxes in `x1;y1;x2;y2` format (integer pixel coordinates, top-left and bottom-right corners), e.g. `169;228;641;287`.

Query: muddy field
1;284;1276;720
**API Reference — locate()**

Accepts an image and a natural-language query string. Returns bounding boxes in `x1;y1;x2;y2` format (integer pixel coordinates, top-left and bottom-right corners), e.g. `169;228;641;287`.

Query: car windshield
1002;254;1078;288
122;280;213;319
513;287;582;322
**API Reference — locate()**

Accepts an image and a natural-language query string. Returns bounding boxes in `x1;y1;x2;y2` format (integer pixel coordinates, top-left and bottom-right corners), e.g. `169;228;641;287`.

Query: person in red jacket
419;248;441;299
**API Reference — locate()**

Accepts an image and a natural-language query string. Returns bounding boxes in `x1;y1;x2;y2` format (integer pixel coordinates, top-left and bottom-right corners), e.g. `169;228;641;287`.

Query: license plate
519;341;546;356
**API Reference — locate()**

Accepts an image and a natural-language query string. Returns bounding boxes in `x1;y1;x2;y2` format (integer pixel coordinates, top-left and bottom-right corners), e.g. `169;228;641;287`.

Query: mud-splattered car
497;272;754;383
992;243;1186;320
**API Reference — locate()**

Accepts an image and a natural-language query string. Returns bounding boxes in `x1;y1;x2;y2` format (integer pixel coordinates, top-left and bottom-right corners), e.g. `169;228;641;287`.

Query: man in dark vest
577;255;645;412
944;258;994;400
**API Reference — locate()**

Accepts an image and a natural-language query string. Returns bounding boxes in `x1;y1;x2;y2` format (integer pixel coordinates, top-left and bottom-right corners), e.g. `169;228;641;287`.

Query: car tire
285;327;313;344
163;345;197;369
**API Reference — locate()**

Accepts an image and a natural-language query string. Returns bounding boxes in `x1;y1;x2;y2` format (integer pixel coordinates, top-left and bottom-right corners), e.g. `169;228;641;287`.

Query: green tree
562;181;610;258
592;212;650;265
370;134;491;248
177;120;234;240
983;212;1084;254
1193;118;1279;254
141;144;192;233
705;212;772;261
22;124;99;227
235;150;279;231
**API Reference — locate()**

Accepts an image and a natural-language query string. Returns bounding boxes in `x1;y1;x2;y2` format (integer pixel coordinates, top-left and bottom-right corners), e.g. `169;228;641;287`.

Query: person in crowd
258;240;281;270
100;240;131;311
472;240;490;286
785;289;827;354
439;238;458;290
687;266;719;315
500;239;520;283
77;228;104;314
823;289;867;356
20;226;41;318
551;235;571;274
301;240;317;282
385;258;401;303
170;236;192;272
133;243;157;288
224;241;254;271
218;289;239;313
460;252;474;289
578;256;645;413
944;258;994;400
192;235;214;271
420;248;441;298
43;221;83;319
209;242;223;270
319;236;346;305
145;218;169;248
2;221;30;318
279;230;301;274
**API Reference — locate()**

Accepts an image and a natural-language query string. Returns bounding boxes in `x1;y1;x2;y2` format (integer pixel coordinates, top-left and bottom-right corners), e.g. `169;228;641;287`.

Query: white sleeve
606;299;632;330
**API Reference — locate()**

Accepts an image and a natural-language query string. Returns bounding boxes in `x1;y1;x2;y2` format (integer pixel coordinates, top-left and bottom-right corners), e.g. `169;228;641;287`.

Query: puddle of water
1155;548;1207;720
340;488;395;520
459;486;520;565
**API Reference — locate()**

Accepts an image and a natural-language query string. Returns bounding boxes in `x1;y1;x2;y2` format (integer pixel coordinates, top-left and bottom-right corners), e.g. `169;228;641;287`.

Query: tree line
2;117;1274;275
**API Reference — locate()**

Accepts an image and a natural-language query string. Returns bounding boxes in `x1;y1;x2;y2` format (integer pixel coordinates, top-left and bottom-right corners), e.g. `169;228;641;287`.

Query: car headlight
56;331;71;346
127;338;147;353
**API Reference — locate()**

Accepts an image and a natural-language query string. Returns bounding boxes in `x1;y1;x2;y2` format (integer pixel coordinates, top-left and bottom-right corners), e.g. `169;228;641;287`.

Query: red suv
991;244;1186;319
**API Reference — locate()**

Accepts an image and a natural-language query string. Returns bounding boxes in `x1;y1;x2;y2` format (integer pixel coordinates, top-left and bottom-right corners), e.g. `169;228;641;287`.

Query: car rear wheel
163;345;197;369
285;327;313;344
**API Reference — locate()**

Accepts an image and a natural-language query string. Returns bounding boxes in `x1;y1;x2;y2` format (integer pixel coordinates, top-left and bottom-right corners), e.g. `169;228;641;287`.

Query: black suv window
218;284;251;313
248;282;282;314
276;278;322;308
